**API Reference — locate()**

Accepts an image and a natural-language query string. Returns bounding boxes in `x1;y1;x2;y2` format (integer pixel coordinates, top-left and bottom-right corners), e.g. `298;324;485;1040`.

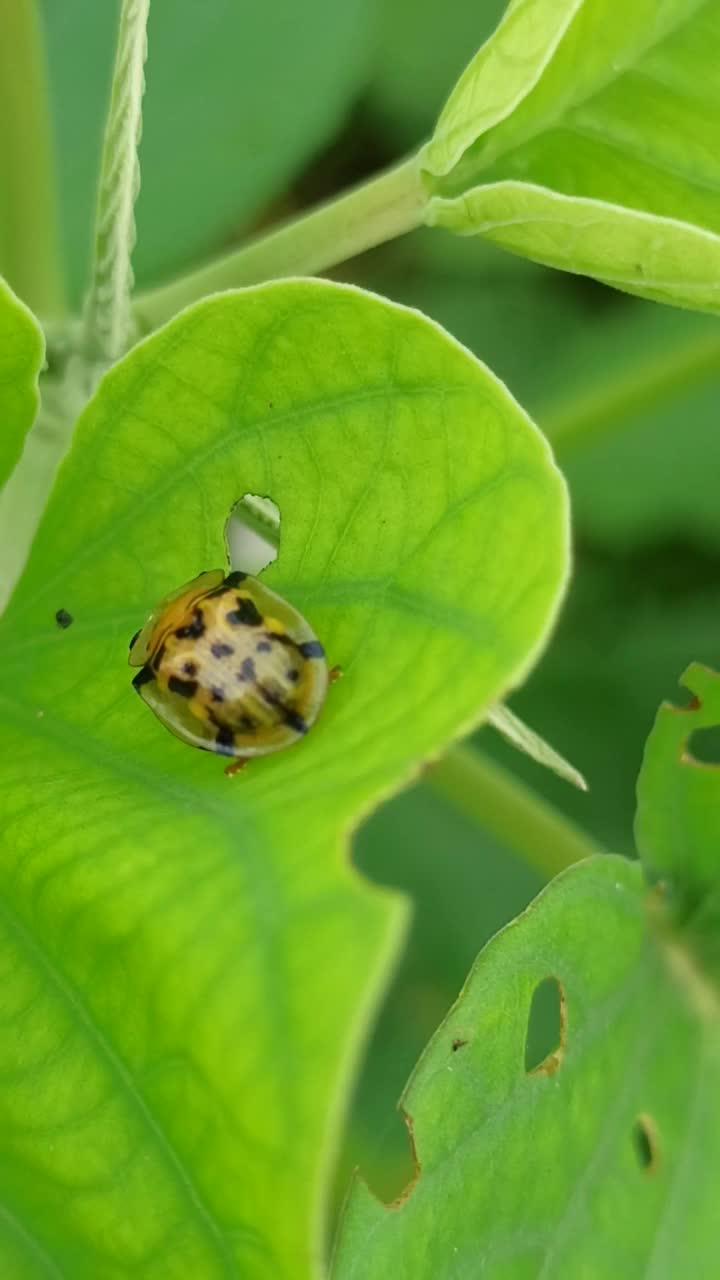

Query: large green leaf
0;281;567;1277
0;275;43;491
333;849;720;1277
40;0;377;302
421;0;720;313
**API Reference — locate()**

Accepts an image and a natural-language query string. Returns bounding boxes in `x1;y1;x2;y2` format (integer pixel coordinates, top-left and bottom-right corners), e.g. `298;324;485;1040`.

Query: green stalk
547;327;720;458
133;154;426;333
81;0;149;369
0;0;63;317
427;744;600;881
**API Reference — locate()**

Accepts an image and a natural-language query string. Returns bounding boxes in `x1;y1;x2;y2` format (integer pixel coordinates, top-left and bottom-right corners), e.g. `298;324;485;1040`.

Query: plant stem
547;327;720;458
0;0;63;317
81;0;149;370
427;744;600;881
133;154;426;333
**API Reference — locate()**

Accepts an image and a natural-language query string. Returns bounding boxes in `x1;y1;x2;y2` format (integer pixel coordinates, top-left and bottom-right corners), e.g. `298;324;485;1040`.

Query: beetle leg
329;665;343;685
224;757;250;778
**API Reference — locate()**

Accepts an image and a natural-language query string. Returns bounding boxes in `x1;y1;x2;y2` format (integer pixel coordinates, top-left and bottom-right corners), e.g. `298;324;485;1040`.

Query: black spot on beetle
152;642;166;671
175;608;205;640
211;641;234;659
55;609;73;629
128;628;141;650
299;640;325;659
215;725;236;756
284;708;308;735
287;668;299;682
259;684;281;707
256;640;272;653
168;676;198;698
267;630;295;649
226;597;263;627
132;665;154;690
210;686;225;703
237;714;257;733
237;656;256;683
182;661;198;677
206;570;247;599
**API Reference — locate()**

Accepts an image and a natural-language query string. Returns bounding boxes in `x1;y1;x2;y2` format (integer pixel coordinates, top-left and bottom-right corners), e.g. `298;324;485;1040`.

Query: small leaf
636;663;720;941
0;281;568;1277
487;702;587;791
422;0;720;313
0;275;44;492
333;855;720;1279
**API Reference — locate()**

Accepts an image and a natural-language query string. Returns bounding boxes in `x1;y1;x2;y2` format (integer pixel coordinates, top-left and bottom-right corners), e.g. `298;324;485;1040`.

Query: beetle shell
128;570;328;759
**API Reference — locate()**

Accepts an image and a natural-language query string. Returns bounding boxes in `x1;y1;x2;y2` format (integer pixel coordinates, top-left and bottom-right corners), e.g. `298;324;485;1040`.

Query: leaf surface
333;854;720;1278
0;280;568;1278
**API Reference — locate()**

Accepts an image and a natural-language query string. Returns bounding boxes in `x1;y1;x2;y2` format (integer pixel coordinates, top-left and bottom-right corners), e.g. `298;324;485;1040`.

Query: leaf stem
546;327;720;458
133;154;426;333
0;0;64;317
81;0;149;369
427;744;600;881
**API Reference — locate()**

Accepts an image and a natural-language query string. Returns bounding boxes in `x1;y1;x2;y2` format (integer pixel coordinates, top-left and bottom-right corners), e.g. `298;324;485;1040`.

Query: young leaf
0;281;568;1277
333;849;720;1278
421;0;720;313
0;275;44;491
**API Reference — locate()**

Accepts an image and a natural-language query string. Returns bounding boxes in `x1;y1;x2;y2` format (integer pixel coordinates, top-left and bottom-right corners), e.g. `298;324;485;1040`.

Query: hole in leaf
687;725;720;767
226;494;280;575
525;976;566;1075
632;1113;659;1174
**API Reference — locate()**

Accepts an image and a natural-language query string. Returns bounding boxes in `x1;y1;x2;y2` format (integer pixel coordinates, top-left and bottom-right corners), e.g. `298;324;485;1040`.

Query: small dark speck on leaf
451;1038;468;1052
268;402;273;408
55;608;73;629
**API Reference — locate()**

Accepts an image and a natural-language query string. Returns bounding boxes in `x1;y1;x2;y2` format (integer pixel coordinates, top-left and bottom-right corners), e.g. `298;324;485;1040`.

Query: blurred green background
35;0;720;1213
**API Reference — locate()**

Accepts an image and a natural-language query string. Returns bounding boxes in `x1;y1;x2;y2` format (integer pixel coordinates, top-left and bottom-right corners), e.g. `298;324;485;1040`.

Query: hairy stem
427;744;600;881
133;154;426;333
0;0;63;317
81;0;149;370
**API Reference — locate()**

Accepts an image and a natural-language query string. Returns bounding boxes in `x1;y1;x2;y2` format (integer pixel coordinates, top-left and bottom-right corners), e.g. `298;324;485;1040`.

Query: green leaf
332;853;720;1279
422;0;720;313
636;663;720;940
0;275;44;491
39;0;378;303
0;281;568;1277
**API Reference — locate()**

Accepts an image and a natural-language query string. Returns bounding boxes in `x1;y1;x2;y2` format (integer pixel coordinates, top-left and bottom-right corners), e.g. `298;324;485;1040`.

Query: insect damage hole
525;976;566;1076
226;494;280;575
632;1113;660;1174
686;725;720;767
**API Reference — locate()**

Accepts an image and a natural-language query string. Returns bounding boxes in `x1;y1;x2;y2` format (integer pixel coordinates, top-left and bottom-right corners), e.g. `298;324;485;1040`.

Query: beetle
129;569;335;774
